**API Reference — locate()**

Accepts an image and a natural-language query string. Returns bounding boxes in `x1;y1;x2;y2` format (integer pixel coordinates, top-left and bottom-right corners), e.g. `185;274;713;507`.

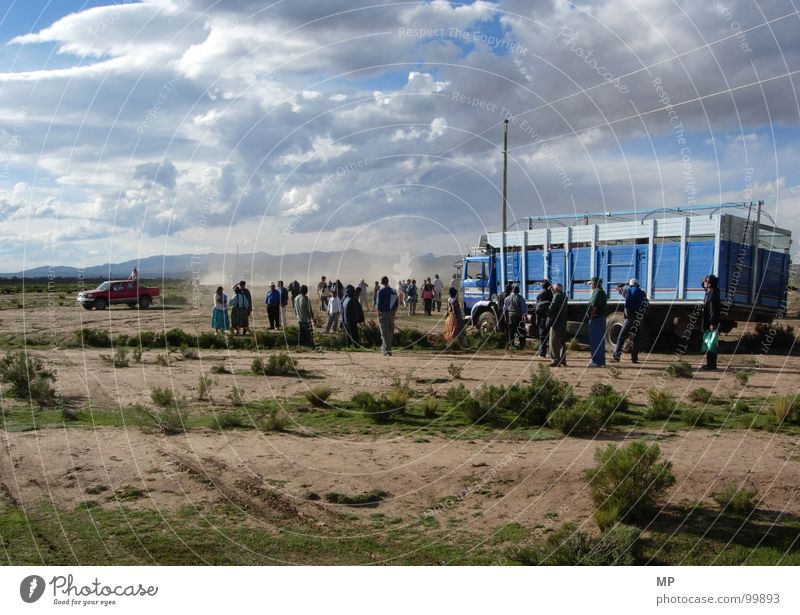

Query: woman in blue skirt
212;286;229;334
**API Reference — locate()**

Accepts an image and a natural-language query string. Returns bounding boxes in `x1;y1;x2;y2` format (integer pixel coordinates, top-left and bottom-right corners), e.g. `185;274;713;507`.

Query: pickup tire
138;295;152;309
94;297;108;310
82;302;94;311
605;312;652;353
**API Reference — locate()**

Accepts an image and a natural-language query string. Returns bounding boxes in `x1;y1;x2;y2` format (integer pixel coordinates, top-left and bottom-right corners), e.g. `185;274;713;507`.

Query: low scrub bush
137;404;188;435
303;385;333;408
0;351;58;407
150;386;177;408
447;362;463;379
324;489;388;506
62;406;81;422
645;388;679;420
682;407;706;427
772;395;799;425
255;408;287;432
155;353;169;367
352;391;397;424
75;328;112;348
419;397;439;418
512;522;641;565
729;399;749;414
590;382;615;397
548;395;618;436
215;411;245;430
666;361;693;378
181;347;199;360
252;352;299;377
585;441;676;526
712;481;759;514
99;347;130;368
228;386;246;407
734;370;752;386
522;364;575;425
198;375;215;401
688;387;714;404
210;364;231;375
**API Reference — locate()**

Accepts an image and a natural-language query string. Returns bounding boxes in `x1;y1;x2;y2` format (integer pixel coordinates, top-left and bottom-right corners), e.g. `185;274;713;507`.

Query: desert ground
1;283;799;565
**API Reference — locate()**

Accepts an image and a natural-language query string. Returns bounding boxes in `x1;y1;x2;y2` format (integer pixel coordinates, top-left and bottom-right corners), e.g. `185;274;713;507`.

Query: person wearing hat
535;280;553;358
341;284;365;347
239;280;253;326
265;282;281;330
612;278;648;363
277;280;289;328
546;283;569;367
700;274;721;370
503;285;527;349
586;276;607;367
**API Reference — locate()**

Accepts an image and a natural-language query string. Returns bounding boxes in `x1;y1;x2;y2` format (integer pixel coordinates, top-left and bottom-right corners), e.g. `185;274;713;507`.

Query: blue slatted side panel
548;249;566;288
569;247;592;300
525;249;545;297
605;245;637;295
652;243;680;300
684;240;715;299
719;241;752;305
505;252;520;284
758;249;788;308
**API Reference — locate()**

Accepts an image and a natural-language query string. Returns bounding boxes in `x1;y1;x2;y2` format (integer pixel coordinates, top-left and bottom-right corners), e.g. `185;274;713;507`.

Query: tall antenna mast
502;119;509;233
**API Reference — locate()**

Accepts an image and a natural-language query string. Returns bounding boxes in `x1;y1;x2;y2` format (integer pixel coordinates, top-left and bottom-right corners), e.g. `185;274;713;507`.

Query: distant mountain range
0;250;464;286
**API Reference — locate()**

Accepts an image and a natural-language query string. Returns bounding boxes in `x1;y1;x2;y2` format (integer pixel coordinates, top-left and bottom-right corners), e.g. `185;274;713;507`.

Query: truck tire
82;302;94;311
477;310;497;334
605;313;652;354
94;297;108;310
138;295;152;309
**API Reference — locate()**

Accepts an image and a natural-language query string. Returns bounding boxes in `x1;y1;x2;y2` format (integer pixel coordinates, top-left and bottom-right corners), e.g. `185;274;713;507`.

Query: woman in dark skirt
700;274;721;370
230;285;251;335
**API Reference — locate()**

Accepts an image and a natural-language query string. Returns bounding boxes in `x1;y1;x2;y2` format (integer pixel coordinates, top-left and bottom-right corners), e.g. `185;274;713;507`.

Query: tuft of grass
62;406;82;422
590;382;615;397
729;399;749;414
447;362;463;379
682;407;707;427
181;347;199;360
712;481;759;514
512;522;641;565
135;404;187;435
324;489;389;507
155;353;169;367
215;411;245;430
734;370;752;386
419;397;439;418
688;387;714;404
645;388;678;420
198;375;216;402
132;347;143;364
228;386;246;408
210;364;231;375
772;395;799;425
303;385;333;407
666;361;693;378
252;352;299;377
352;391;397;424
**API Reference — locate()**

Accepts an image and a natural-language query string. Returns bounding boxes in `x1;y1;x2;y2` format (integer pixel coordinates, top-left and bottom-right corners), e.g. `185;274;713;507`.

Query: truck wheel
477;310;497;334
605;312;625;349
82;302;94;311
138;295;152;309
94;297;108;310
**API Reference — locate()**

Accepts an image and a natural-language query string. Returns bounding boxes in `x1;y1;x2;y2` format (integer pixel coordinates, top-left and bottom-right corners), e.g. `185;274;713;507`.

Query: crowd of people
210;272;723;370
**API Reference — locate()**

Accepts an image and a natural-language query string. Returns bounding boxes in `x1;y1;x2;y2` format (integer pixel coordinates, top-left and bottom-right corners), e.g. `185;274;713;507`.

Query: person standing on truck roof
547;283;568;367
294;284;315;347
700;274;721;371
212;286;229;335
503;285;527;350
612;279;647;364
433;274;444;312
587;277;607;367
376;276;398;356
128;267;138;281
535;280;553;358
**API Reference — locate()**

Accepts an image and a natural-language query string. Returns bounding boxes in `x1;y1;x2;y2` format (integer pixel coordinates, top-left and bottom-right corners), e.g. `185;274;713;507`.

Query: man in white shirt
433;274;444;312
325;289;341;333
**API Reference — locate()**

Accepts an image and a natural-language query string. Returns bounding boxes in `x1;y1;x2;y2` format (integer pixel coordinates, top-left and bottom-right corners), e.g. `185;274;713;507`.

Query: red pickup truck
76;280;160;310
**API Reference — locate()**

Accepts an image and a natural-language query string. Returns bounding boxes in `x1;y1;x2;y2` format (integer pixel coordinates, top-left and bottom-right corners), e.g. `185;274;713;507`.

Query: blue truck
460;202;792;349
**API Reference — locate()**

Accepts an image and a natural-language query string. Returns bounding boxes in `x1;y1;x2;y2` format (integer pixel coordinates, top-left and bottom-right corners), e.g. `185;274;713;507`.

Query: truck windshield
464;260;486;280
96;282;111;291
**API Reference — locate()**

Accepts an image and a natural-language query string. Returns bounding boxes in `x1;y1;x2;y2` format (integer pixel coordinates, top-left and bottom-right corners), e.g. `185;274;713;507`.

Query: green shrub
772;395;799;425
688;387;713;404
62;406;81;422
548;395;617;435
729;399;749;414
734;370;752;386
0;351;58;407
304;385;333;408
712;481;759;514
181;347;199;360
352;391;396;424
150;386;177;408
210;364;231;375
253;352;299;376
132;347;143;364
75;328;112;348
585;441;676;526
215;411;245;430
645;388;678;420
385;388;409;415
590;382;615;397
447;362;463;379
255;408;287;432
682;407;706;427
512;522;641;565
228;386;246;407
155;353;169;367
100;347;130;368
136;404;187;435
666;361;693;378
522;364;575;425
445;384;471;406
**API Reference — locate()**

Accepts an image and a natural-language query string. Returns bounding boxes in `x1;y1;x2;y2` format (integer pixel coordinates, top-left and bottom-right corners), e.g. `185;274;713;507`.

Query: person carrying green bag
700;274;721;371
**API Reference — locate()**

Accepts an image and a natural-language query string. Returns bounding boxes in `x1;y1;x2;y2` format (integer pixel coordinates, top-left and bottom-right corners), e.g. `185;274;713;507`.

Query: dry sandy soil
1;294;799;563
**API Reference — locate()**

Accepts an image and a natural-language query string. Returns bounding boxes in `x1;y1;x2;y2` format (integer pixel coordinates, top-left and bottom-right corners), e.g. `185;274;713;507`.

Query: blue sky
1;0;799;271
